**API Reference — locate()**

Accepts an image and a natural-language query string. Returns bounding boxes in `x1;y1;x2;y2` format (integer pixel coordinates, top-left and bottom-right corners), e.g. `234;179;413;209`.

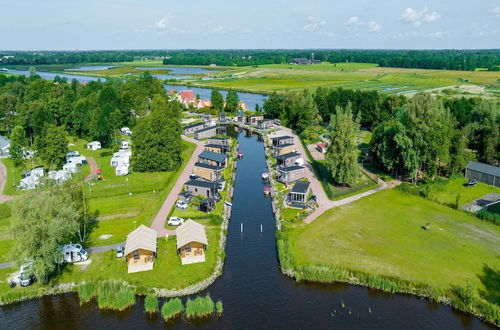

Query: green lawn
288;189;500;299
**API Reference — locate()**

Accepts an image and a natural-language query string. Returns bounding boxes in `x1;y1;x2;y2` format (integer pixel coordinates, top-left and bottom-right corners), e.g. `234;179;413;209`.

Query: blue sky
0;0;499;50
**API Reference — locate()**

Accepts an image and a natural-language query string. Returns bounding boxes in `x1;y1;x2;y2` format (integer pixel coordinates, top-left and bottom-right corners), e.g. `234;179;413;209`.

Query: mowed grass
0;203;13;263
288;189;500;293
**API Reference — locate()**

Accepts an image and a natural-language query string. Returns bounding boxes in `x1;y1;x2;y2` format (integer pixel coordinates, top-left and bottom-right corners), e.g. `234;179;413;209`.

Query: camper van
61;244;88;263
120;127;132;135
68;156;87;166
87;141;101;150
120;140;131;149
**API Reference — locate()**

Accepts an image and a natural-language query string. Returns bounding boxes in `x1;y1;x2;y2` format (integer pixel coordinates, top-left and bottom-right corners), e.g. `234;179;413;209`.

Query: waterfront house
204;143;231;154
197;100;213;109
87;141;101;151
273;143;296;156
200;197;217;213
271;136;294;147
465;161;500;187
316;143;327;154
0;136;10;157
276;165;305;183
198;150;228;168
183;122;206;135
274;152;301;167
184;180;219;198
193;162;224;182
245;115;264;125
257;119;273;129
179;90;196;107
237;111;245;123
219;112;226;123
194;126;218;140
208;137;230;146
176;220;208;265
288;181;311;209
124;225;157;273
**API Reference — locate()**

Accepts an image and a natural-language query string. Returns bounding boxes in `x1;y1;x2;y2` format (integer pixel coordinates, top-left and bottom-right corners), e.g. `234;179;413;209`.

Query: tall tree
325;103;360;185
225;90;239;113
211;89;224;110
9;125;27;168
294;91;320;133
38;124;68;168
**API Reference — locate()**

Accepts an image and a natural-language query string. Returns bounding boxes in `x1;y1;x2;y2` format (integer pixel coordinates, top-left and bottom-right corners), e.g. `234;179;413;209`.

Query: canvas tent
124;225;157;273
176;220;208;265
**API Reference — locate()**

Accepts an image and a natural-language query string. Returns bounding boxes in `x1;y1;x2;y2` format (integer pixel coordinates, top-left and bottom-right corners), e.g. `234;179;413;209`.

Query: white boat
224;201;232;207
262;168;269;180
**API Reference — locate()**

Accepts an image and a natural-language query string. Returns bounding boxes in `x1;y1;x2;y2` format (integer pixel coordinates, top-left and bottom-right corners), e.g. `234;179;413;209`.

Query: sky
0;0;499;50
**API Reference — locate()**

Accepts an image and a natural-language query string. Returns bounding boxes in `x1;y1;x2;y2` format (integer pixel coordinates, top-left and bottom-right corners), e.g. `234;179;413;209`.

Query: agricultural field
287;189;500;302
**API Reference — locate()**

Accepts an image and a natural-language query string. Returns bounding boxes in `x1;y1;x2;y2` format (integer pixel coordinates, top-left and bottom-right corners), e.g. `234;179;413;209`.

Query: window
185;244;191;252
133;250;139;260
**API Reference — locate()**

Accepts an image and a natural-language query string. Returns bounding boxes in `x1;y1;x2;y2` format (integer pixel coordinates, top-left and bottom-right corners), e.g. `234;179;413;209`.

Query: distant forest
1;49;499;71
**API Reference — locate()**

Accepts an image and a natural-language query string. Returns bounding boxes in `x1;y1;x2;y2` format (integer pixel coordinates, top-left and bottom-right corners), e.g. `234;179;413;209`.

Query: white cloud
153;16;171;30
492;6;500;17
400;7;441;27
302;16;326;32
428;31;446;38
366;21;382;33
345;16;381;33
346;16;360;26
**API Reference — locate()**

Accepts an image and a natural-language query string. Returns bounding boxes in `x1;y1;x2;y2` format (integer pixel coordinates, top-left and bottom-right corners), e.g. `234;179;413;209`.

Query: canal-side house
208;137;230;146
184;180;219;198
288;181;311;209
198;150;228;168
257;119;273;129
274;152;301;167
183;122;206;135
237;111;245;123
204;143;231;154
465;161;500;187
194;126;218;140
179;90;197;108
271;135;294;147
276;165;306;183
245;115;264;125
193;162;224;182
0;136;10;157
219;112;226;123
124;225;157;273
176;220;208;265
273;143;295;156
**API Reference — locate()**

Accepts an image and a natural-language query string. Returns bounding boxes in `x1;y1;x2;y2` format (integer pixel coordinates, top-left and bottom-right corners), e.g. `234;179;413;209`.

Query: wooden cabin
176;220;208;265
193;162;224;182
257;119;273;129
184;180;219;198
124;225;157;273
204;143;231;154
277;165;306;183
271;135;294;147
207;137;230;146
273;143;295;156
194;126;218;140
198;150;228;168
274;152;301;167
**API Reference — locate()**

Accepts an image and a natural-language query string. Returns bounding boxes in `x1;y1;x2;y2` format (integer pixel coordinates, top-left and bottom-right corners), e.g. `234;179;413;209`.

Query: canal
0;129;490;329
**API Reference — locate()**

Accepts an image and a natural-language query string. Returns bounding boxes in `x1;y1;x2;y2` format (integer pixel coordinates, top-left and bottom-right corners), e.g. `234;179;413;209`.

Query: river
0;129;490;329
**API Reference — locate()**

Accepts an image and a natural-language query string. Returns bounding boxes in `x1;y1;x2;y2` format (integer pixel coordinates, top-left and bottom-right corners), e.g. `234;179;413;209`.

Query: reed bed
76;282;97;304
161;298;185;322
96;281;135;311
185;295;215;319
144;294;159;314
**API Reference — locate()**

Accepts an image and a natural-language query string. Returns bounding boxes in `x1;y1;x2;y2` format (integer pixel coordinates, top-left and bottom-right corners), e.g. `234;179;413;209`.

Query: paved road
150;135;205;237
0;160;14;204
84;156;98;182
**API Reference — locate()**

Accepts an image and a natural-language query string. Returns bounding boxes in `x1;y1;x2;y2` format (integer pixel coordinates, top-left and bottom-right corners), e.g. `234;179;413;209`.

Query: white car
168;217;185;226
176;201;188;209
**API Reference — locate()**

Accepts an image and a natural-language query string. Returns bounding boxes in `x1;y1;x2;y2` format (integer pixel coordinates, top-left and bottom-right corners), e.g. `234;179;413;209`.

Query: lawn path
84;156;98;182
150;135;205;237
0;160;14;204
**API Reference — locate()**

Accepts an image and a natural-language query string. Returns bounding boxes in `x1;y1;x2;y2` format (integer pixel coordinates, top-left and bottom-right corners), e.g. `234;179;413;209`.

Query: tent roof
176;220;208;249
124;225;157;255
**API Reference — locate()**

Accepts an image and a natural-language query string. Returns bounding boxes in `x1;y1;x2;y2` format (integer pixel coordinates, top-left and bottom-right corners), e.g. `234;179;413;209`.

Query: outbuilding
465;161;500;187
176;220;208;265
316;143;327;154
288;181;311;209
184;180;219;198
124;225;157;273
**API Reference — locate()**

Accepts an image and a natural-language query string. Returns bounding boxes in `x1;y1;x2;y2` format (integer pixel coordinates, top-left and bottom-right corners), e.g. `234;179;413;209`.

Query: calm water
65;65;121;71
2;69;103;83
136;67;219;74
0;129;491;329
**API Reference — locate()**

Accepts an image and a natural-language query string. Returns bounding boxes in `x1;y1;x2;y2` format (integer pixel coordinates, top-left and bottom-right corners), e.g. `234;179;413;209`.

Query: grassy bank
280;189;500;325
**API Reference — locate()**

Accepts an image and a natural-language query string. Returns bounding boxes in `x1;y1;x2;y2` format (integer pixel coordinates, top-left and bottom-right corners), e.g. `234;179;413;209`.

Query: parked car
176;201;188;209
168;217;185;226
467;179;477;187
116;246;125;258
274;119;282;125
19;271;35;287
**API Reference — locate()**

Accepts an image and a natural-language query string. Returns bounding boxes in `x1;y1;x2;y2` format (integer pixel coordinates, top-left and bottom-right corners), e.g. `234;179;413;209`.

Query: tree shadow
477;264;500;305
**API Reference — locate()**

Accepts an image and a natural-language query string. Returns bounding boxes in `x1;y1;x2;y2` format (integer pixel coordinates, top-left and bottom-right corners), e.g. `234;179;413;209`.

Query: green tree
448;128;471;174
294;91;320;133
132;95;182;172
211;89;224;110
325;104;360;185
225;90;239;113
10;189;81;281
38;124;68;168
9;125;27;168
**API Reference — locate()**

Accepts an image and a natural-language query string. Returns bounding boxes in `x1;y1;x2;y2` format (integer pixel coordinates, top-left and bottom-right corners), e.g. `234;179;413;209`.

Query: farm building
183;122;206;135
204;143;231;154
273;143;295;156
194;126;218;140
0;136;10;157
124;225;157;273
274;152;301;167
207;137;230;146
288;181;311;209
257;119;274;129
193;162;224;182
176;220;208;265
245;115;264;125
276;165;306;183
87;141;101;150
184;180;219;198
198;150;228;168
465;161;500;187
271;135;294;147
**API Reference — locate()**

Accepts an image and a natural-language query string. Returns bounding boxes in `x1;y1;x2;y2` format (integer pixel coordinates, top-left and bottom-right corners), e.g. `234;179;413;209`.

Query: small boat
237;151;243;159
262;168;269;181
224;201;233;207
263;185;270;195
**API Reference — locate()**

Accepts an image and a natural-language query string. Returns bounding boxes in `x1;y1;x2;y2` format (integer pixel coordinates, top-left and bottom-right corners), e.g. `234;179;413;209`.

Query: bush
161;298;184;322
216;300;223;316
144;294;159;314
185;295;215;319
476;209;500;225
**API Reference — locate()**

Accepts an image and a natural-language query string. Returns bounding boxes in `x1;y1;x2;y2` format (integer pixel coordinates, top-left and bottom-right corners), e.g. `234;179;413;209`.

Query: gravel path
0;160;14;204
0;261;12;270
150;135;205;237
84;156;98;182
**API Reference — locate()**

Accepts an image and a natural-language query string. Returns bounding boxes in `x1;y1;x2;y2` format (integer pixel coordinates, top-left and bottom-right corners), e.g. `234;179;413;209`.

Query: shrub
216;300;224;316
76;282;97;304
144;294;159;314
476;209;500;225
161;298;184;322
185;295;215;319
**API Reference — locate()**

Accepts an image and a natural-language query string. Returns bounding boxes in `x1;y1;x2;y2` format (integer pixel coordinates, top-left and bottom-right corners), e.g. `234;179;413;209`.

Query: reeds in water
161;298;185;322
185;295;215;319
144;294;159;314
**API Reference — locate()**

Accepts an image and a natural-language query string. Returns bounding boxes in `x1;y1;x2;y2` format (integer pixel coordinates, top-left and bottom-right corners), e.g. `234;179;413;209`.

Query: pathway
0;160;14;204
150;135;205;237
84;156;98;182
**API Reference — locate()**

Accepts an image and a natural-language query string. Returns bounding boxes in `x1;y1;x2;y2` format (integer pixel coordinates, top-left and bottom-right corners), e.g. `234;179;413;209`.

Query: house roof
124;225;157;256
0;136;10;149
271;136;294;142
194;162;224;171
274;152;300;161
317;143;325;148
274;143;295;149
176;220;208;249
183;122;205;130
185;180;219;189
205;144;230;150
179;90;195;102
208;137;228;141
277;165;304;172
196;126;217;134
198;150;227;163
291;181;310;194
466;161;500;177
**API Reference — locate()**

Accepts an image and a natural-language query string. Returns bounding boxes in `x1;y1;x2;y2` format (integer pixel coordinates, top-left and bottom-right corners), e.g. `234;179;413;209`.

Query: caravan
63;163;79;173
120;127;132;135
115;164;130;176
68;156;87;166
87;141;101;150
60;244;88;263
48;170;72;184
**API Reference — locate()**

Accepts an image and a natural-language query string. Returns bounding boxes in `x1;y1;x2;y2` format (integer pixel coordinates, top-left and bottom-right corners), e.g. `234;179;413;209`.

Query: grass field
287;189;500;300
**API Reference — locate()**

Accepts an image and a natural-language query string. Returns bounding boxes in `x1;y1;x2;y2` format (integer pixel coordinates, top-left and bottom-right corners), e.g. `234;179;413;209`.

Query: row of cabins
182;122;219;140
236;114;274;129
172;89;248;112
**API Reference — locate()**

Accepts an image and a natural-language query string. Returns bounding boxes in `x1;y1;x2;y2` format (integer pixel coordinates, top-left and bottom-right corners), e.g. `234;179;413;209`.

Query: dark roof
196;126;218;133
291;181;310;194
277;165;304;172
271;136;294;142
274;152;300;160
208;137;228;141
183;122;205;130
201;197;216;204
194;162;223;171
185;180;219;189
198;150;228;163
466;161;500;177
274;143;295;149
205;144;230;150
247;115;263;118
178;191;191;197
